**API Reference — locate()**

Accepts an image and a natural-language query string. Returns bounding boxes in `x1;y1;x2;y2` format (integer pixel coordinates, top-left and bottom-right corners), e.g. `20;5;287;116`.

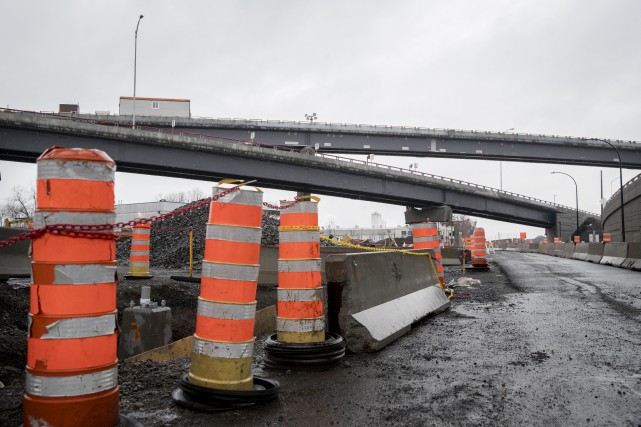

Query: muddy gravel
2;253;640;426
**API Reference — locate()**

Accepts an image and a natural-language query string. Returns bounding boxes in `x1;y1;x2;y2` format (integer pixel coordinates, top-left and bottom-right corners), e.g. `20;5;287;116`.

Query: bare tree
154;188;206;203
1;185;36;223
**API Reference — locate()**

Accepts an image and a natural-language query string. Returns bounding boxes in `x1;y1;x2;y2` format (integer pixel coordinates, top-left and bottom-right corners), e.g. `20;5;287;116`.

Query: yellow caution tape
319;236;445;291
215;179;262;192
295;195;321;203
278;226;321;231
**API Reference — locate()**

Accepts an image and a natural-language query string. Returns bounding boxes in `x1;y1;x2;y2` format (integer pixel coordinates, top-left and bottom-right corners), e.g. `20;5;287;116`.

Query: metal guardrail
0;108;601;216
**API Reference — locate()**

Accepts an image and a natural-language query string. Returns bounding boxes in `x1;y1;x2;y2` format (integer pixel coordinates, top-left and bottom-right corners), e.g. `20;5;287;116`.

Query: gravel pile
116;199;336;269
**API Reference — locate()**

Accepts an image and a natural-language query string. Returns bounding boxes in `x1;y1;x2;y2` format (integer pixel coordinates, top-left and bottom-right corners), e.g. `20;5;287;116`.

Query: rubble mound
116;199;336;269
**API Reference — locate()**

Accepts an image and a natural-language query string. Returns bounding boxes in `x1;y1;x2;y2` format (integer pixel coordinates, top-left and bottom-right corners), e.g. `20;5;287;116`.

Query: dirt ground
0;260;493;426
0;266;277;426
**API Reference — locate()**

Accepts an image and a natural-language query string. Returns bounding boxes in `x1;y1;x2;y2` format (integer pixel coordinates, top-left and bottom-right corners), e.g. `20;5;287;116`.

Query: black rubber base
124;275;154;280
465;265;491;271
172;374;279;412
118;414;143;427
263;332;346;369
170;276;201;283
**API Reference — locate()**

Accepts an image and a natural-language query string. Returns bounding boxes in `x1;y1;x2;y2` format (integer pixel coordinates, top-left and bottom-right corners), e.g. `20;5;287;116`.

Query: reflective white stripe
197;299;256;320
131;239;149;246
279;230;320;243
50;264;116;284
132;228;150;235
213;188;263;206
26;367;117;397
278;288;324;302
130;250;149;256
34;211;115;229
192;336;254;359
281;202;318;214
278;259;321;272
206;224;261;243
277;317;325;332
37;313;116;339
413;236;437;243
202;261;259;281
129;262;150;268
37;160;115;182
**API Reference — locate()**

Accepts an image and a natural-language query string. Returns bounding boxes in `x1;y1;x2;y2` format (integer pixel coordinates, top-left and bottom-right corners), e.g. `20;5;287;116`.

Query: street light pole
133;14;144;129
590;139;625;242
551;171;579;239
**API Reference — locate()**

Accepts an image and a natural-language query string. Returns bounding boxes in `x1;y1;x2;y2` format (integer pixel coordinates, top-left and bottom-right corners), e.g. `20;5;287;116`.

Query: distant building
59;104;79;114
119;96;191;118
371;211;385;228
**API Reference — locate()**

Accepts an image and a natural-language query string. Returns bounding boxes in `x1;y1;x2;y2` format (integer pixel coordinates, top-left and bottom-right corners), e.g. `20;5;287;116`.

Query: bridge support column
404;206;452;224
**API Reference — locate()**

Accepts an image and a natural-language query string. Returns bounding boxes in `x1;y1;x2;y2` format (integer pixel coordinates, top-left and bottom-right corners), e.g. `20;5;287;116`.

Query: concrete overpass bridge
0;110;597;240
85;113;641;168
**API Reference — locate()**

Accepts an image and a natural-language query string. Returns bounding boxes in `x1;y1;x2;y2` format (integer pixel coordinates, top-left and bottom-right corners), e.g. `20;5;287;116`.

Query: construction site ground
2;253;640;426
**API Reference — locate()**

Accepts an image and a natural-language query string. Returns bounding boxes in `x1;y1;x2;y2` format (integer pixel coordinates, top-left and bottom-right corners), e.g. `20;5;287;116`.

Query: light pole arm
593;139;625;242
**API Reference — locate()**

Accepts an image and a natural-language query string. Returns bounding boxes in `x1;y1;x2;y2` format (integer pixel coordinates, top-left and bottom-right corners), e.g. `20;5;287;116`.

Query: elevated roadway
0;110;596;235
84;113;641;169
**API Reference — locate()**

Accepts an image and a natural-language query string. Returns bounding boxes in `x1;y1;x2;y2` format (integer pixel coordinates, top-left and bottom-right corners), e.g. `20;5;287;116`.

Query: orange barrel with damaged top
24;147;119;427
277;197;325;343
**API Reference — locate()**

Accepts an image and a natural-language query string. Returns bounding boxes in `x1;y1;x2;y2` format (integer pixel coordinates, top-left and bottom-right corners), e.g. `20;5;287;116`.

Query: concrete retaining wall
0;227;31;280
325;250;449;353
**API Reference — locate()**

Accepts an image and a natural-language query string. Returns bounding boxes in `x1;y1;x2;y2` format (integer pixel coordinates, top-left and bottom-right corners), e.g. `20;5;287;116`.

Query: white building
371;211;385;228
119;96;191;118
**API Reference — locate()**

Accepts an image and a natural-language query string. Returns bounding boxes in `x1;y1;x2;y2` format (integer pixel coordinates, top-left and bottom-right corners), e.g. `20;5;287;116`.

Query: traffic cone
24;147;123;427
264;196;345;368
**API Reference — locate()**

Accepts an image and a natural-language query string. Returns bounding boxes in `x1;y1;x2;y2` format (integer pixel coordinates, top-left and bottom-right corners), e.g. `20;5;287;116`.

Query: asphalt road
113;252;641;427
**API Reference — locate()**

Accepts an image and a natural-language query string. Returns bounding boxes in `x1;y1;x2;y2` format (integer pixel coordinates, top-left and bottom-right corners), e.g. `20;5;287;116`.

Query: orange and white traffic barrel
573;236;580;243
472;227;488;267
412;222;444;287
276;197;325;343
264;195;345;369
25;147;120;427
603;233;612;243
126;223;153;279
188;184;262;391
174;182;279;410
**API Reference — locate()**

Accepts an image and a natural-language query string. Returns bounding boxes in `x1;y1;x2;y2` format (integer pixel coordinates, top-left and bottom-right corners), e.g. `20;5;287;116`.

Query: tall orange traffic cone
24;147;123;426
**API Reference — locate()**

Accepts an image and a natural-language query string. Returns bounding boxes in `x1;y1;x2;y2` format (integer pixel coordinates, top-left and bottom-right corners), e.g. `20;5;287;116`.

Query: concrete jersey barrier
325;250;449;353
621;242;641;271
572;243;589;261
599;243;629;267
585;243;604;264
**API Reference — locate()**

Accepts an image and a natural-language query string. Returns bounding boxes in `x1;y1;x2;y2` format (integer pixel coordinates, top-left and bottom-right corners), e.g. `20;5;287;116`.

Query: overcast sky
1;1;640;239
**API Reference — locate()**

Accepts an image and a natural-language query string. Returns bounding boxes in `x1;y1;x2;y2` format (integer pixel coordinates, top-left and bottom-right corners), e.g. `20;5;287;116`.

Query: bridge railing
0;108;600;217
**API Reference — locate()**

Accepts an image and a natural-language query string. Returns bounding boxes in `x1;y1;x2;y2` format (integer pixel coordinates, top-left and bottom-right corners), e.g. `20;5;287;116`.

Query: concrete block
441;246;462;266
563;243;576;258
118;305;172;359
572;243;589;261
404;206;453;223
0;227;31;280
326;250;449;353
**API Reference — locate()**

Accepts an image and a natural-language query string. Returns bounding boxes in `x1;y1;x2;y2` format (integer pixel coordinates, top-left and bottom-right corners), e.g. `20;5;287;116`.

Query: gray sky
1;0;640;239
